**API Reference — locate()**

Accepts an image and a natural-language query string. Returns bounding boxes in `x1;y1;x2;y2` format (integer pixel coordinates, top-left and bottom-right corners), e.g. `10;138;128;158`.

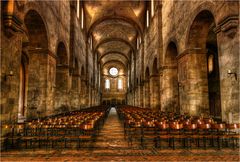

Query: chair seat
20;136;37;140
158;135;171;139
144;134;158;138
64;135;78;139
48;136;63;140
170;134;186;139
79;135;91;139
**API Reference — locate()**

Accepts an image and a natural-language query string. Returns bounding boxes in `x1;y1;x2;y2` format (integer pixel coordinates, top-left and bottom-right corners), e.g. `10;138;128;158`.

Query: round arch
24;9;49;49
94;38;135;54
56;42;69;90
145;67;150;81
102;60;127;71
151;57;158;75
165;42;178;65
99;51;130;63
88;16;142;37
185;3;216;49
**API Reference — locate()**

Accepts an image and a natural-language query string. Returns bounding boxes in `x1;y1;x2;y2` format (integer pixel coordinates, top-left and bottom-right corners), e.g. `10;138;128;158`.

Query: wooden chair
224;123;240;149
155;122;171;149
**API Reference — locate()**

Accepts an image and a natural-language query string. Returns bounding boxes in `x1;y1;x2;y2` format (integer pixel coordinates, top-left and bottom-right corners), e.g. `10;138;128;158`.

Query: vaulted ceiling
83;0;146;69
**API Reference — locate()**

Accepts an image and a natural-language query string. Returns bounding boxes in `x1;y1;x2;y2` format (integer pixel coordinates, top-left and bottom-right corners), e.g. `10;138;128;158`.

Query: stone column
54;64;70;114
144;80;150;108
136;86;140;107
27;49;53;118
139;83;144;107
214;16;239;122
133;88;136;106
160;65;179;113
46;52;57;116
177;49;209;116
80;79;87;108
70;74;81;110
86;81;90;107
150;75;160;110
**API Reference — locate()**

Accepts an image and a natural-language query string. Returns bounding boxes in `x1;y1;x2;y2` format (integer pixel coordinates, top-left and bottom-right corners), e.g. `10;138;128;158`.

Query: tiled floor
1;108;239;161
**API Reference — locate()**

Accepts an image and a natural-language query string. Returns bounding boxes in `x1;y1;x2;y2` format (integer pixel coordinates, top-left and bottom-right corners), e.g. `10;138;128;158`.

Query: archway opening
144;67;150;108
72;58;80;91
151;58;160;110
24;10;48;119
206;26;221;118
56;42;69;91
165;42;179;113
80;66;86;107
187;10;221;118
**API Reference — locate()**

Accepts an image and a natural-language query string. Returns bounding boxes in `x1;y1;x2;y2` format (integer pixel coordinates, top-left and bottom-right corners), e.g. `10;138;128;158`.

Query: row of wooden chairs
1;106;110;150
117;106;240;150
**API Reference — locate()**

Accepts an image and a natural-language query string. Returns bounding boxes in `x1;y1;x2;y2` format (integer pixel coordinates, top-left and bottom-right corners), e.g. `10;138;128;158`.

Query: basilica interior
1;0;239;161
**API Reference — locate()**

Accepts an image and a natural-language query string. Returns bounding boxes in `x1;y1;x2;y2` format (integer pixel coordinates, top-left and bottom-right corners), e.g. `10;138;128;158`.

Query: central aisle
94;107;129;148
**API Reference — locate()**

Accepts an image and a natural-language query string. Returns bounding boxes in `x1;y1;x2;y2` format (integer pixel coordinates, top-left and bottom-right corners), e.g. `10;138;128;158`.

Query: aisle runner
94;107;129;148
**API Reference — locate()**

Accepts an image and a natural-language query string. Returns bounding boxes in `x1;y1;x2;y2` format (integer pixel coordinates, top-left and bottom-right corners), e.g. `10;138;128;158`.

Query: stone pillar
139;84;144;107
214;16;239;122
86;81;90;107
144;81;150;108
80;79;87;108
150;75;160;110
132;88;136;106
135;87;139;107
1;34;22;123
160;65;179;113
46;52;56;116
27;49;52;118
54;64;70;114
70;74;81;110
177;49;209;116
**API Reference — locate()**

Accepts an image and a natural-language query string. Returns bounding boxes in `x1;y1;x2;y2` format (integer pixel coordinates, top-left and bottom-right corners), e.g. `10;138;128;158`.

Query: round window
109;67;118;76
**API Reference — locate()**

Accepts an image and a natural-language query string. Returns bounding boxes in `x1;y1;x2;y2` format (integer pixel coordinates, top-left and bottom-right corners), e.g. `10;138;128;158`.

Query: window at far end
151;0;155;17
146;10;149;28
208;55;214;74
77;0;80;18
109;67;118;76
118;79;123;90
81;7;84;29
105;79;110;89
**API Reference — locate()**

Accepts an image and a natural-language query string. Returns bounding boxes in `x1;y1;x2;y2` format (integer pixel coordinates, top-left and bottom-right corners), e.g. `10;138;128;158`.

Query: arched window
77;0;80;18
118;79;123;90
105;79;110;89
208;54;214;74
151;0;155;17
81;7;84;29
146;10;149;28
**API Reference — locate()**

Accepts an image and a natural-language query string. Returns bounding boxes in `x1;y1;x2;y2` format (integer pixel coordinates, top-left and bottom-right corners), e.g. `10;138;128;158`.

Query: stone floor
1;108;239;161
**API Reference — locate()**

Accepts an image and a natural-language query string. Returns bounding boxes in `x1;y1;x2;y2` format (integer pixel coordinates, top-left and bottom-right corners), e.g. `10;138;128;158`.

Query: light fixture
227;70;237;80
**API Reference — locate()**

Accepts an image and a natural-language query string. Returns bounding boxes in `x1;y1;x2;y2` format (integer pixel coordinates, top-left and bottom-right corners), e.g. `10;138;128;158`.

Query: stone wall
128;0;239;123
1;0;98;126
161;0;239;122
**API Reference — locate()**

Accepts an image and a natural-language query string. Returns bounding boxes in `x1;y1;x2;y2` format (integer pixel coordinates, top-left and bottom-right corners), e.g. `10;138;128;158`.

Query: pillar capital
213;15;238;38
177;48;207;60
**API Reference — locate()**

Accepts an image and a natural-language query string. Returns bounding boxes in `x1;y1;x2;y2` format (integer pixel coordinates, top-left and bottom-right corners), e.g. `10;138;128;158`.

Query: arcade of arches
0;0;239;160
